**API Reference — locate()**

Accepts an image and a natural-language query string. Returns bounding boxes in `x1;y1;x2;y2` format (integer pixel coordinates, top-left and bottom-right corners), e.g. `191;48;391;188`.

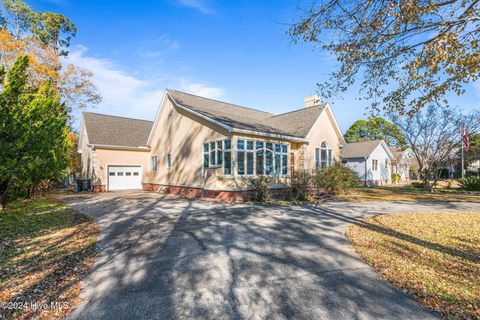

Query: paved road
61;191;480;320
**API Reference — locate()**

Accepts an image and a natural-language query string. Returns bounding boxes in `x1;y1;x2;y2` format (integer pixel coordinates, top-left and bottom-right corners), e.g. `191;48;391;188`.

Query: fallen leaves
347;212;480;319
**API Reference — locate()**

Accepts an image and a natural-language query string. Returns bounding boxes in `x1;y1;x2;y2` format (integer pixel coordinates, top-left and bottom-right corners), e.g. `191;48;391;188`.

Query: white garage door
108;166;142;191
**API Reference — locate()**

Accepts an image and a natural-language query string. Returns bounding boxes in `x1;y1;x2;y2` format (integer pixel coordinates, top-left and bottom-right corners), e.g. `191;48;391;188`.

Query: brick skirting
142;183;253;203
92;185;106;192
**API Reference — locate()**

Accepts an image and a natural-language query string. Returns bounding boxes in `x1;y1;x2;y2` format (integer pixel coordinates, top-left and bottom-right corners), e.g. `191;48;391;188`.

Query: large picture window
203;139;231;174
237;139;289;177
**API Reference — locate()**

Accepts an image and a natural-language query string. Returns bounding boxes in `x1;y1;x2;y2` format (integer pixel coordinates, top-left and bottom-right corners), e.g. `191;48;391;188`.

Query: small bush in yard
391;173;401;184
249;176;271;202
313;163;358;195
458;176;480;191
289;171;311;201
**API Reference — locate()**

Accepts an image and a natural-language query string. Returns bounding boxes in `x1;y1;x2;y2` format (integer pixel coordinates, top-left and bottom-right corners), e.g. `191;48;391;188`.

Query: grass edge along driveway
0;196;98;320
347;211;480;320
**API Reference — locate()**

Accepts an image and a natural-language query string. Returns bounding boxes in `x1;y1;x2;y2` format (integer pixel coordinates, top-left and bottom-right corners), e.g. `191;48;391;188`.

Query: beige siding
303;108;343;170
145;97;230;189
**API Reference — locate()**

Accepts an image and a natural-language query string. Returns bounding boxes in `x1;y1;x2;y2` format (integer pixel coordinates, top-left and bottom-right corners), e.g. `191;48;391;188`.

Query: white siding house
341;140;394;186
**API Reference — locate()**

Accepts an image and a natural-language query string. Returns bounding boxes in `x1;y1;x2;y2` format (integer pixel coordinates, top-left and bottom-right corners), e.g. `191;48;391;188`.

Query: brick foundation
92;185;106;192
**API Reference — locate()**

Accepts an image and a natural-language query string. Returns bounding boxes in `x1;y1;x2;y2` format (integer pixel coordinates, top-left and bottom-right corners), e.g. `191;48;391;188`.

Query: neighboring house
390;148;411;182
79;89;345;198
341;140;394;186
467;156;480;173
78;113;153;191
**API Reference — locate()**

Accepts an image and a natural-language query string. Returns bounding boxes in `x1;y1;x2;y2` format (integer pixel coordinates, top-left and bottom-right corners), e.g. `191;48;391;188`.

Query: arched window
315;141;333;169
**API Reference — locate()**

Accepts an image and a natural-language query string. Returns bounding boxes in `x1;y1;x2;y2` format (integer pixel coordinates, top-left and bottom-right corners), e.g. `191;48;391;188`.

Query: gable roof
83;112;153;148
166;89;327;140
342;140;394;159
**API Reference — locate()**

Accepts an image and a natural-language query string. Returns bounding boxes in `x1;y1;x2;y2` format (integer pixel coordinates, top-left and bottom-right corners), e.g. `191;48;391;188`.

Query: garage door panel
108;166;142;191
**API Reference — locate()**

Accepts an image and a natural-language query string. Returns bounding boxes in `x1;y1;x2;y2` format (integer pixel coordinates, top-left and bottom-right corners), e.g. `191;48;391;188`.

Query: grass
347;212;480;319
338;186;480;202
0;196;98;320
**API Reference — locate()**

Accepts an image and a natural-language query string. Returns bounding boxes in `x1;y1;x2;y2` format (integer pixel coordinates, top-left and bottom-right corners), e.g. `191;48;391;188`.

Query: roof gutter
168;92;309;143
88;144;151;152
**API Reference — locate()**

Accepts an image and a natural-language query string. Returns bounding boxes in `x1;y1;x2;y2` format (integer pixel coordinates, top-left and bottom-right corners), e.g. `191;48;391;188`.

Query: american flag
463;128;470;152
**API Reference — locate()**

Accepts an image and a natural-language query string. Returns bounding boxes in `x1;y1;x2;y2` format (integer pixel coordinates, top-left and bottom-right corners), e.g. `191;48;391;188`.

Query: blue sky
31;0;480;132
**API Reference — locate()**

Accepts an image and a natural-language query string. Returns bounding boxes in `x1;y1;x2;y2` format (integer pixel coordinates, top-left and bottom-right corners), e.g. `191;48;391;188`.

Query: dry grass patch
339;187;480;202
0;196;98;319
347;212;480;319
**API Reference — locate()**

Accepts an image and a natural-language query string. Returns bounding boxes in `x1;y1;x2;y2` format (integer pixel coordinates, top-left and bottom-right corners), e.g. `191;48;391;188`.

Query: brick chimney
304;95;321;108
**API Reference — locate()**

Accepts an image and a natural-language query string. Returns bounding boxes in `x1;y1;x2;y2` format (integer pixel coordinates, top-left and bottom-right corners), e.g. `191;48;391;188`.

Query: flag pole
461;123;465;179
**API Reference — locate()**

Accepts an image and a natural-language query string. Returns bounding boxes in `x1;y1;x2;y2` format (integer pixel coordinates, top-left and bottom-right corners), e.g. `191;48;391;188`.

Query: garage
107;166;142;191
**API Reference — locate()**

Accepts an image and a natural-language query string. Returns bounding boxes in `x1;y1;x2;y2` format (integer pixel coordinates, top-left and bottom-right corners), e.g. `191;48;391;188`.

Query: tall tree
345;117;406;148
0;56;69;209
390;105;480;191
289;0;480;115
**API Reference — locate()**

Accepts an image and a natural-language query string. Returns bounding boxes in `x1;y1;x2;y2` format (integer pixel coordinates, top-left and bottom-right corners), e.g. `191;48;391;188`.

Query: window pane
237;139;244;150
328;150;332;166
109;172;115;176
315;148;320;168
204;153;209;168
275;143;281;153
265;150;273;175
256;149;264;175
282;154;288;175
203;143;209;152
256;141;264;150
282;144;288;153
118;172;124;176
275;153;281;174
266;142;273;150
133;172;139;176
210;149;216;166
321;149;327;168
224;139;231;150
151;156;157;171
321;141;327;148
126;172;132;176
246;140;254;150
247;152;254;175
217;141;222;149
237;151;245;175
210;142;215;151
167;154;172;168
224;151;231;175
217;149;223;165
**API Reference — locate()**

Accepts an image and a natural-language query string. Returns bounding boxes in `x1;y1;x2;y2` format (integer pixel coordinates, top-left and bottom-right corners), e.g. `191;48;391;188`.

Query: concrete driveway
61;191;479;320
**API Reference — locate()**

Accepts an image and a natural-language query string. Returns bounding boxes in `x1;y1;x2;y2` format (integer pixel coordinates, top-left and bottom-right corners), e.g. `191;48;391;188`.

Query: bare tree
390;105;480;191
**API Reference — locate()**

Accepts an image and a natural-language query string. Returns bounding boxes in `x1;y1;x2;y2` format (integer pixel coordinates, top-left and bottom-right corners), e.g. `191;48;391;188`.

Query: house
390;148;411;182
341;140;394;186
467;156;480;174
78;113;153;192
79;89;345;199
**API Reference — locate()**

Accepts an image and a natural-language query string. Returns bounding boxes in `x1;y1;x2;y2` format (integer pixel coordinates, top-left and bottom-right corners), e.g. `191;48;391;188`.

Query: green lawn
347;212;480;319
0;197;98;320
339;186;480;203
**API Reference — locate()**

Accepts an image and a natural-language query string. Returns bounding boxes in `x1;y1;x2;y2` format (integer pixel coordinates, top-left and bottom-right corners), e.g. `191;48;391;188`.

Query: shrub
312;164;358;195
458;176;480;191
249;176;271;202
289;171;311;201
391;173;401;184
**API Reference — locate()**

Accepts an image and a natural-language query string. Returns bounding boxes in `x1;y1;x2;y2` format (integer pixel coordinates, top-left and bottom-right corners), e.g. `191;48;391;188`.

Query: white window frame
372;159;378;171
151;156;157;172
236;138;289;177
315;141;333;169
203;138;232;176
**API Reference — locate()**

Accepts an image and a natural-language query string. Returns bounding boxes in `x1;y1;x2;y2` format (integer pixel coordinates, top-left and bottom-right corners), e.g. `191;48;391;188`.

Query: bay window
203;139;231;174
237;139;289;177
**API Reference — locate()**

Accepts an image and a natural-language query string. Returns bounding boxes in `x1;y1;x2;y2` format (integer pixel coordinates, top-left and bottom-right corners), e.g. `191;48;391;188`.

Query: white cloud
176;0;213;14
179;78;224;99
63;45;224;124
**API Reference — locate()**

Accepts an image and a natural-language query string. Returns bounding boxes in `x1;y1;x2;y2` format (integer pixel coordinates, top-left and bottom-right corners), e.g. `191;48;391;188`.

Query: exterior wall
145;96;231;190
344;158;367;182
468;159;480;173
392;153;410;182
94;148;150;190
303;109;342;171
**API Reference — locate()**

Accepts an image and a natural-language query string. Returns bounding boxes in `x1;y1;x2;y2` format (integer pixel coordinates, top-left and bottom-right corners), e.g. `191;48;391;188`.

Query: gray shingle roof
341;140;384;158
83;112;153;148
167;89;326;138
